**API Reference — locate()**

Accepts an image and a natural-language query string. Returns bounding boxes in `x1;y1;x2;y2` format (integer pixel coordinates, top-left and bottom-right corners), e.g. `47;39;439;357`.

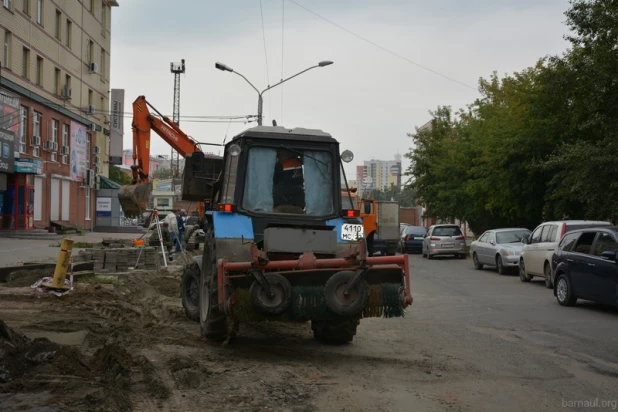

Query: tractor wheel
250;273;293;315
324;270;369;317
311;318;359;344
199;230;235;342
180;262;200;322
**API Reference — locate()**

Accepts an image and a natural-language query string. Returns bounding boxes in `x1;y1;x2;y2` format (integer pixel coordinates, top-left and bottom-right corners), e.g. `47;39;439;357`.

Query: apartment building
0;0;119;230
356;155;402;194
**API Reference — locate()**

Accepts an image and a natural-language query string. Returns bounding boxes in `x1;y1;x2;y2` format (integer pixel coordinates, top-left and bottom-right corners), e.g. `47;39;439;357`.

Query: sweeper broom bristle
233;284;404;323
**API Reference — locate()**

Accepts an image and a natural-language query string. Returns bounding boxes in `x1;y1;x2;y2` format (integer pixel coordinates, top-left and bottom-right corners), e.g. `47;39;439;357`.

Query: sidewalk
0;232;151;267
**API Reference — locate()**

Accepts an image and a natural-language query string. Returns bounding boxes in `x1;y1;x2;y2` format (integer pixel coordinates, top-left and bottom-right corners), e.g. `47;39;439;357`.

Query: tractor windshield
242;146;335;216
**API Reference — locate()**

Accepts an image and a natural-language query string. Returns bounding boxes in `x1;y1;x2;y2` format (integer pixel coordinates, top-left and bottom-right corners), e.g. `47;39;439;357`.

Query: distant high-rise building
356;155;402;193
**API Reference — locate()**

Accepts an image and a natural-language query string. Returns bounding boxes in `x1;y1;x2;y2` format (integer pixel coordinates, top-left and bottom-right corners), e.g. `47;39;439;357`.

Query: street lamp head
215;62;234;72
318;60;334;67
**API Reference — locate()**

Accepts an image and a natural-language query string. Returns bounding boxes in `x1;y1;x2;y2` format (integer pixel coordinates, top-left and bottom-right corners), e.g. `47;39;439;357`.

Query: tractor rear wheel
180;262;200;322
311;318;359;344
199;230;234;342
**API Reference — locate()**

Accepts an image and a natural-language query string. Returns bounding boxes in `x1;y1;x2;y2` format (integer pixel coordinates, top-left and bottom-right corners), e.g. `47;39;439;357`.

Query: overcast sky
110;0;571;180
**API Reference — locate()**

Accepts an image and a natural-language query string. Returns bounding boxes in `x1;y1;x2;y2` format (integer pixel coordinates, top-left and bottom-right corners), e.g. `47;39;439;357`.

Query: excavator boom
118;95;202;218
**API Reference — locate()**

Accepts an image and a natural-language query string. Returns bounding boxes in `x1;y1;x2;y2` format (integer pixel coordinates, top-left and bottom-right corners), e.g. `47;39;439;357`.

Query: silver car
422;224;467;259
470;228;531;275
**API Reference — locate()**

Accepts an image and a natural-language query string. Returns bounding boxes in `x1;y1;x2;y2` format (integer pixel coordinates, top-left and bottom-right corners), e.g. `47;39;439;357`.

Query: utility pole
170;59;185;198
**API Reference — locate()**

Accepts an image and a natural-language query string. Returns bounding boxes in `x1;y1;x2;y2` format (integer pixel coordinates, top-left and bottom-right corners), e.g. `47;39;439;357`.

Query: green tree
108;164;131;185
152;168;174;179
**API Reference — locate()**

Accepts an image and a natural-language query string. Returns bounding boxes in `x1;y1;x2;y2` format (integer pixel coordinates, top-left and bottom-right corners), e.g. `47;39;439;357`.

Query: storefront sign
14;158;43;174
0;90;20;174
109;89;124;165
96;197;112;217
0;129;15;173
70;121;88;182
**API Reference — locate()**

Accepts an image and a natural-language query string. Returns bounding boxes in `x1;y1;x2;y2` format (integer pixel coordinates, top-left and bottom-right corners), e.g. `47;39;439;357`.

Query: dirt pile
0;320;168;411
5;269;52;288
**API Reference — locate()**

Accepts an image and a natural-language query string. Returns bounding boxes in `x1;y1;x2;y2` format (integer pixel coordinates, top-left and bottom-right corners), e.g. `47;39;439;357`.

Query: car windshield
496;230;530;244
242;146;335;216
406;226;427;236
433;226;462;236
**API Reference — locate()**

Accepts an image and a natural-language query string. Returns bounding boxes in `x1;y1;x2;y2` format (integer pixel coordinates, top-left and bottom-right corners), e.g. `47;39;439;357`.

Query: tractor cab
185;126;358;244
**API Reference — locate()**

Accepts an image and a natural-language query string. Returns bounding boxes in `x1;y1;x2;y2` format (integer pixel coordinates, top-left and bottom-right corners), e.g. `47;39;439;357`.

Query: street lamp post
215;61;333;126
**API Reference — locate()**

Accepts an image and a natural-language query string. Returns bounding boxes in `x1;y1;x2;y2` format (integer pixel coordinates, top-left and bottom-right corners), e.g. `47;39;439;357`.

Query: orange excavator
118;95;205;219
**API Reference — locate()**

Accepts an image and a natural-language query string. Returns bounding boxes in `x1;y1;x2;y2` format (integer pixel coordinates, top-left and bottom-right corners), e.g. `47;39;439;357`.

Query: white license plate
442;243;454;248
341;223;364;241
414;236;424;240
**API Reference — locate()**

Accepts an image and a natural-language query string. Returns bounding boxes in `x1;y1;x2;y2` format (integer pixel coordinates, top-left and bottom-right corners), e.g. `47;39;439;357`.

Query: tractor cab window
341;192;355;210
242;146;334;216
220;150;239;204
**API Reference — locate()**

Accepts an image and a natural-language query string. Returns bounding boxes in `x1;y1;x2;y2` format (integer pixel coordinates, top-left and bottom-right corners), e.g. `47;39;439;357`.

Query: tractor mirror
191;151;205;173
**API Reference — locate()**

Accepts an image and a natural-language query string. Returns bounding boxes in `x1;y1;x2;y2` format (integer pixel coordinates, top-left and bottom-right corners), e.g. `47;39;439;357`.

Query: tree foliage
108;164;131;185
405;0;618;233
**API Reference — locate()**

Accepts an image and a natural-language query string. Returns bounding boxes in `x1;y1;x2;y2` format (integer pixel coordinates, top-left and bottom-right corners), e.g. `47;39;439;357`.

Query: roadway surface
1;249;617;411
311;253;618;411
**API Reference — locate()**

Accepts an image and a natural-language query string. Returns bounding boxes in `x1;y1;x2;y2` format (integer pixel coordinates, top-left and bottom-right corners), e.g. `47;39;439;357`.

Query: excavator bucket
118;182;153;218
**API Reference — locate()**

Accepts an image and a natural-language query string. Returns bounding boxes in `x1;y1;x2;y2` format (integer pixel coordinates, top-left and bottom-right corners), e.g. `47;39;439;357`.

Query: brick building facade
1;0;119;230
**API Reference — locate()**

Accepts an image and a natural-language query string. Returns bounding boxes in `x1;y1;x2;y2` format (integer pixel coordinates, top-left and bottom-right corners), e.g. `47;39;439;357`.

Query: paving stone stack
91;247;161;273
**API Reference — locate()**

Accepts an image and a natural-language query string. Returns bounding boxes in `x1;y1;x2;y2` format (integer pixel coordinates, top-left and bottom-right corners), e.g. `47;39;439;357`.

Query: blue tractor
180;126;412;344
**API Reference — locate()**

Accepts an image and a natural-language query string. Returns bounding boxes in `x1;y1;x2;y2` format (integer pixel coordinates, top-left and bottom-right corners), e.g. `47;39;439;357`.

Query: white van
519;220;611;288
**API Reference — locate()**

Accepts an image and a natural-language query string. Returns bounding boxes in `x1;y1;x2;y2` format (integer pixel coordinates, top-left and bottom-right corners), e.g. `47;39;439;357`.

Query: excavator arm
119;95;204;219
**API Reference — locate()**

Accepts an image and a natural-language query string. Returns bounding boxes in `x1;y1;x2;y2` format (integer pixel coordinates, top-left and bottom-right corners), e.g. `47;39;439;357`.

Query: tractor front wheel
311;318;359;344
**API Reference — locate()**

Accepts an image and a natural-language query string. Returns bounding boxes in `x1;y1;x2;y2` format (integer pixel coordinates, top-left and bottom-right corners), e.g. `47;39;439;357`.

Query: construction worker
273;149;305;209
163;210;178;260
176;209;186;253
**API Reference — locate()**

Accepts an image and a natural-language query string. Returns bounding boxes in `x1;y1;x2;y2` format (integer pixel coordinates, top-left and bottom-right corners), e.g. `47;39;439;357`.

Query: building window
3;31;11;70
32;111;41;158
88;89;93;107
55;10;61;40
51;119;58;162
65;74;71;90
54;68;60;95
23;0;29;15
86;133;91;169
86;40;94;64
36;56;43;86
2;0;11;11
19;106;27;153
101;2;106;28
36;0;42;25
22;47;30;79
89;0;94;14
100;48;105;78
66;19;72;48
85;187;91;220
61;124;68;164
100;96;105;115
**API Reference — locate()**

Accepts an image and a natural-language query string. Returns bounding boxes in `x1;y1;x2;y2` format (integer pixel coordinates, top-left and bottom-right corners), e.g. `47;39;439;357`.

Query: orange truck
340;189;400;256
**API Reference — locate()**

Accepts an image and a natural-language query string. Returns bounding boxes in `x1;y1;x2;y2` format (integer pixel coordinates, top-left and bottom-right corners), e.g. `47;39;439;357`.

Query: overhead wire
259;0;272;120
286;0;477;91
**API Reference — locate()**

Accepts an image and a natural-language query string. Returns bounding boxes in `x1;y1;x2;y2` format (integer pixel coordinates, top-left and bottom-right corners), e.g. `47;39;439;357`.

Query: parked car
470;228;531;274
422;224;466;259
551;226;618;309
519;220;611;288
398;225;428;254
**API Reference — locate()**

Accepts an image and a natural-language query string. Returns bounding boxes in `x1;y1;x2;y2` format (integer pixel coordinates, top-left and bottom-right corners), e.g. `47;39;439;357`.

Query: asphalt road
367;252;618;412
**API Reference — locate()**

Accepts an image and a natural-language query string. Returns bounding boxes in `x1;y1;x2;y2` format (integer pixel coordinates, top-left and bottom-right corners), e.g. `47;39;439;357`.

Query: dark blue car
399;225;428;254
551;226;618;308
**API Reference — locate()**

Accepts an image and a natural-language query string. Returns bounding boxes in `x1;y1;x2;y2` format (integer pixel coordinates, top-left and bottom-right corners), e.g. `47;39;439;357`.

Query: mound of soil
0;320;92;391
5;269;51;288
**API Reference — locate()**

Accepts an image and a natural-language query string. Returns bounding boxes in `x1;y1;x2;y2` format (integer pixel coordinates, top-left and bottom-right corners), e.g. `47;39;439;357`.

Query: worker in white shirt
163;210;178;260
